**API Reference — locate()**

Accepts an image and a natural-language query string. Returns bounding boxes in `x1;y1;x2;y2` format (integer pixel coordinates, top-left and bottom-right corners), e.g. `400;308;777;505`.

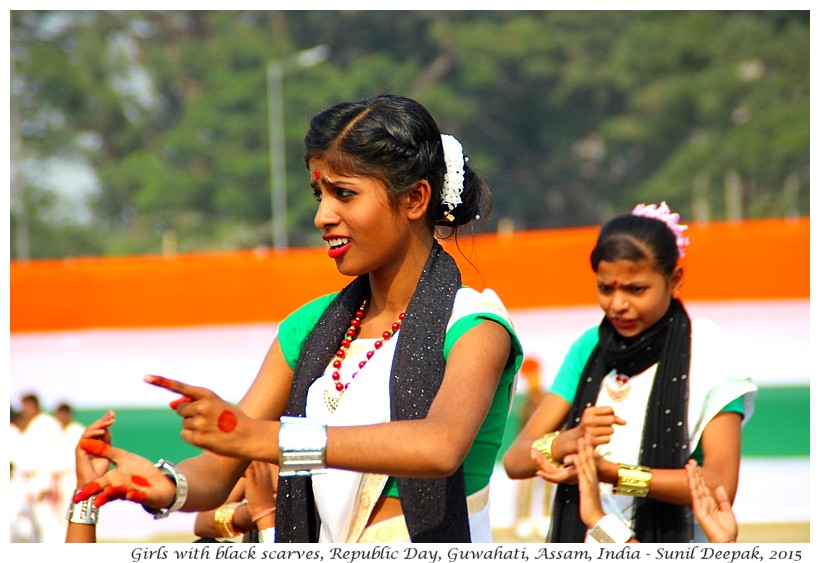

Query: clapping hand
686;459;738;543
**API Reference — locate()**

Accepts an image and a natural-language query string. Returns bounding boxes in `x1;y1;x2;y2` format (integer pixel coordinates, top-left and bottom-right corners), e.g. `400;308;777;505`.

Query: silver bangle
278;416;327;477
589;513;634;543
144;459;188;519
67;492;99;525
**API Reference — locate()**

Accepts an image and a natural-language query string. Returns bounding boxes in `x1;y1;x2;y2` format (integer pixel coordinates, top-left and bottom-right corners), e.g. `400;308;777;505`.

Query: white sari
304;288;510;543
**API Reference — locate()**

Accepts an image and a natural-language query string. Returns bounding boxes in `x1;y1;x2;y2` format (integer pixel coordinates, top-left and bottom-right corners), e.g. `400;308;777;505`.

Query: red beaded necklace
324;299;405;413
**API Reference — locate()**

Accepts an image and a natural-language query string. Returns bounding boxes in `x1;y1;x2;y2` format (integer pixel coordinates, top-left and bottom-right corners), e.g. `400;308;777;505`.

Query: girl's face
595;258;682;338
309;157;411;277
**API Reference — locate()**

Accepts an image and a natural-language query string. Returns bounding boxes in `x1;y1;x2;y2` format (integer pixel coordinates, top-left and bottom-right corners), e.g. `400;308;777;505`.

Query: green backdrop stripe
72;385;807;464
733;385;810;457
74;408;203;463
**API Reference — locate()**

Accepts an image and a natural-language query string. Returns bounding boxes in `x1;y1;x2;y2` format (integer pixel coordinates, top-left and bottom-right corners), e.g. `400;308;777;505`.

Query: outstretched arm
72;338;293;516
74;320;512;517
157;320;511;478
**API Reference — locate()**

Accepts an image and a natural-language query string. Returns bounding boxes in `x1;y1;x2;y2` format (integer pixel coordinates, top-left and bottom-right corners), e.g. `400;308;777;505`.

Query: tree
10;10;810;259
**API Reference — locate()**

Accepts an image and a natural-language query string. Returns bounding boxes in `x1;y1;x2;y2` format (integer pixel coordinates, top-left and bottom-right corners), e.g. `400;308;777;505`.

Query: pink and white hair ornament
631;201;691;257
440;134;466;222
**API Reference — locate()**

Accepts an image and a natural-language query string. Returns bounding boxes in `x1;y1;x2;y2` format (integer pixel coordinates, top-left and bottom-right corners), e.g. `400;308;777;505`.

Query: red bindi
313;170;321;180
217;410;238;433
131;475;150;487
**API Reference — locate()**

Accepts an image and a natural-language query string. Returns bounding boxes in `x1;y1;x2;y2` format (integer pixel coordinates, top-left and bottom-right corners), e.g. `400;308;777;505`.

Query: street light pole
267;60;286;250
267;45;329;250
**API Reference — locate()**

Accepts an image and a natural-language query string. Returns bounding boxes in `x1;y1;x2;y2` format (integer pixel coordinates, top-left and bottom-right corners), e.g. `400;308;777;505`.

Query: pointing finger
145;374;211;401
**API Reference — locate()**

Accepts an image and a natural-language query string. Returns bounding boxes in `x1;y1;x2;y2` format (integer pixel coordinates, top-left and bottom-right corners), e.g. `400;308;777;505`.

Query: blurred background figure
10;407;37;542
512;357;554;539
13;393;65;542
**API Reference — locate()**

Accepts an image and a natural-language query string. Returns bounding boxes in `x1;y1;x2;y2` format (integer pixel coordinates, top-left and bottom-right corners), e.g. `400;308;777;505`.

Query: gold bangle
213;501;243;538
531;431;564;467
613;463;652;497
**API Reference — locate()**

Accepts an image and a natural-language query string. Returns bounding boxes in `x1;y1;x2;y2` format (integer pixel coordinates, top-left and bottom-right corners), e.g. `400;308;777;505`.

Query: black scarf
275;241;471;543
548;298;693;543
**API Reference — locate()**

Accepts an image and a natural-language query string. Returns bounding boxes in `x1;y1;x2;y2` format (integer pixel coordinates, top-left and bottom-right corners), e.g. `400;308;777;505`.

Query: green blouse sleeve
689;396;746;464
277;293;338;370
548;327;600;404
443;312;523;372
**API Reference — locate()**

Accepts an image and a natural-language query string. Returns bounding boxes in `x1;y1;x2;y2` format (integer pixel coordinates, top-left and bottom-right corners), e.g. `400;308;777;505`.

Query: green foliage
10;10;809;259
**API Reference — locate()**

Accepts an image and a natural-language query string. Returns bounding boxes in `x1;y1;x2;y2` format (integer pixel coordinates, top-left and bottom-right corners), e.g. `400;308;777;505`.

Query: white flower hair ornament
631;201;691;257
440;134;467;223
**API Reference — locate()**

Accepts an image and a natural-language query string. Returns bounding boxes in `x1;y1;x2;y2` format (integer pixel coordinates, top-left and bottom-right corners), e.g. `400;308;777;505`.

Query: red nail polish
170;396;192;410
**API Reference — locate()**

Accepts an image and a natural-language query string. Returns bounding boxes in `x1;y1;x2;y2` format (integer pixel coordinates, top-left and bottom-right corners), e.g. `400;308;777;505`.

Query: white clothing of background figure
17;410;64;543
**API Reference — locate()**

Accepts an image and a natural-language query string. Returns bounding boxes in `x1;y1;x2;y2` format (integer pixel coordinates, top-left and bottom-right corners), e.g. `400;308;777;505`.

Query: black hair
303;94;490;235
21;393;41;409
590;213;680;277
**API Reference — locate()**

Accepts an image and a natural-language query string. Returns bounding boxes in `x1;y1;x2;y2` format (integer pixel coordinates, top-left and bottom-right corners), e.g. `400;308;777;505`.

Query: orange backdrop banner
10;218;809;333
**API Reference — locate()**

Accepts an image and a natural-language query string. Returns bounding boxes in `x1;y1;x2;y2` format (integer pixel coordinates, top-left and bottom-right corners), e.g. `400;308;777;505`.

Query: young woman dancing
503;202;756;542
71;94;523;543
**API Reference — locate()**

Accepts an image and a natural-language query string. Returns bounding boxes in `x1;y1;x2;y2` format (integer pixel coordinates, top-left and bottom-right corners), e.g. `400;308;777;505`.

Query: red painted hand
73;439;175;511
74;410;116;490
145;374;251;458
